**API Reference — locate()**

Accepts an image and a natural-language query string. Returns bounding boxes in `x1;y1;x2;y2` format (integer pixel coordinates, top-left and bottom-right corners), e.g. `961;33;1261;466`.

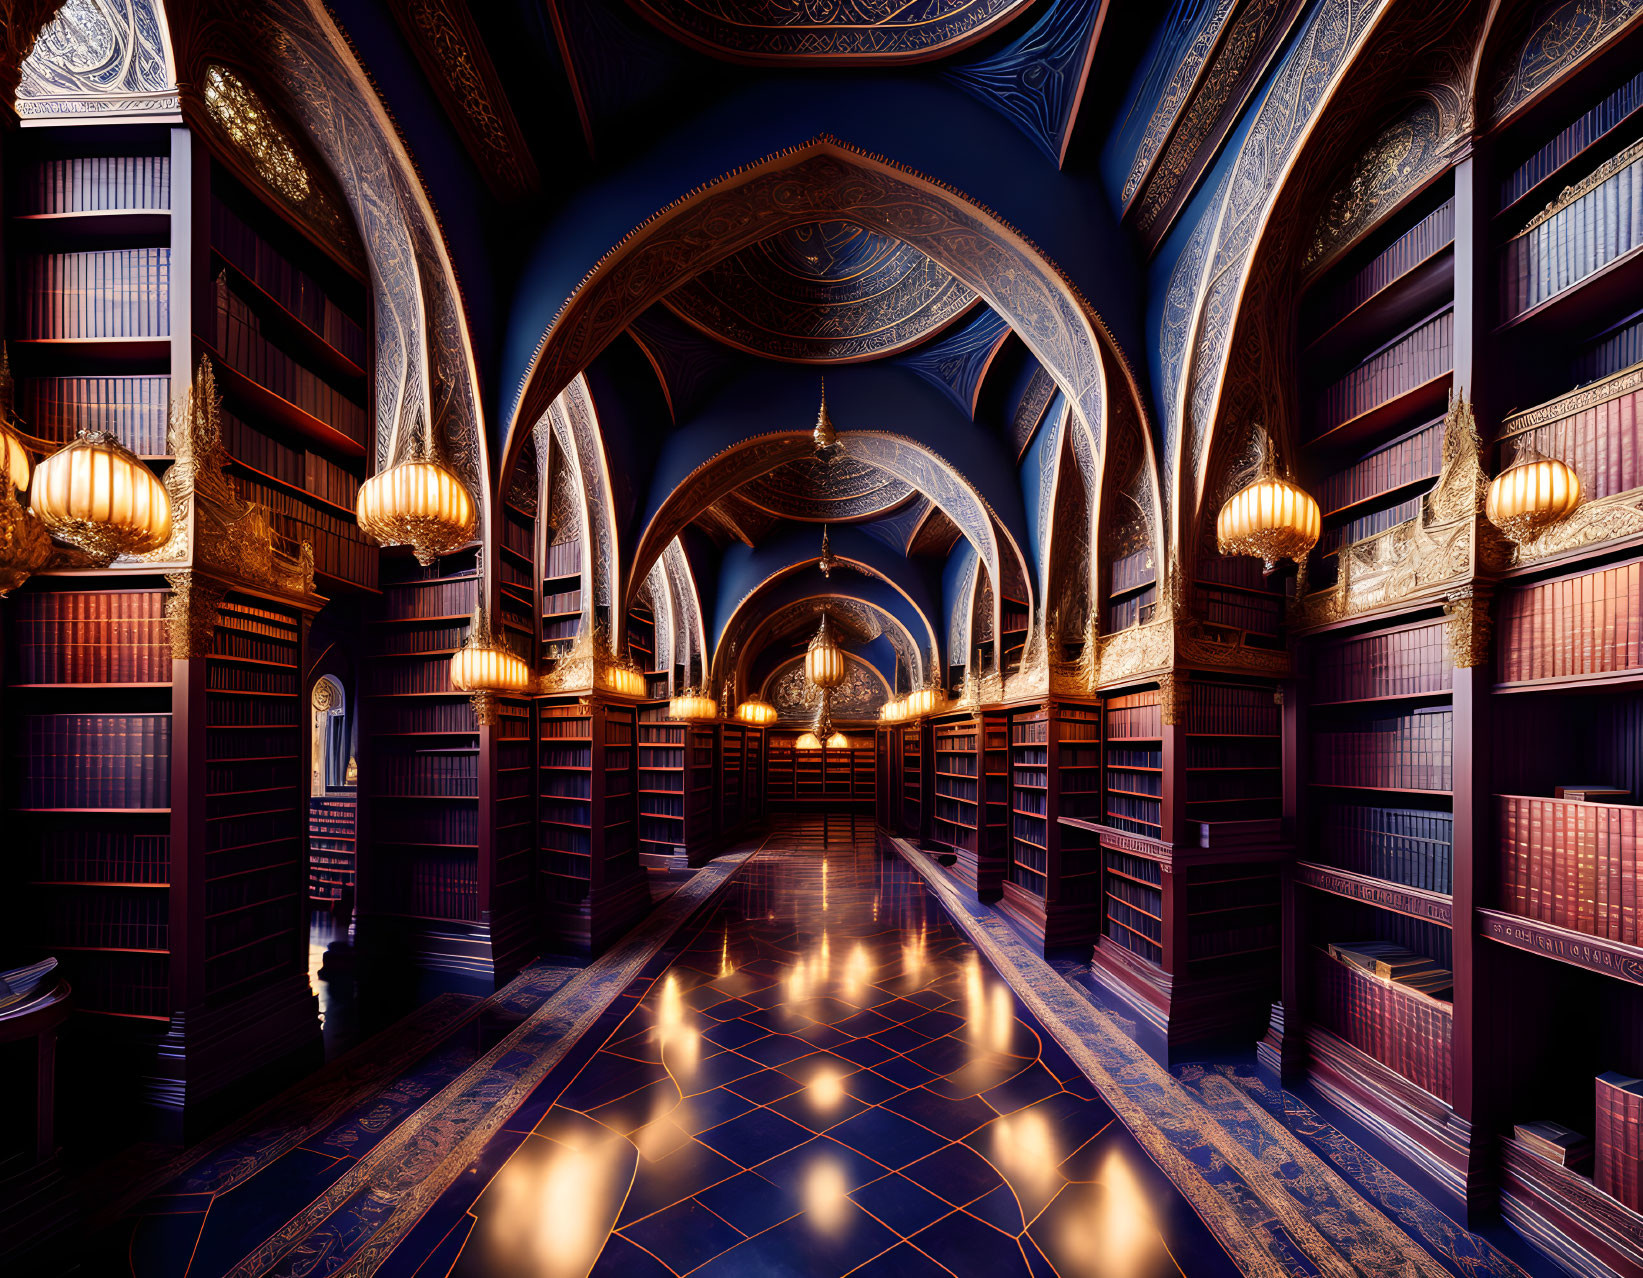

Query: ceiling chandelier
449;608;531;721
1215;427;1319;572
1486;444;1582;544
804;611;847;690
818;524;834;578
356;418;477;566
31;429;172;565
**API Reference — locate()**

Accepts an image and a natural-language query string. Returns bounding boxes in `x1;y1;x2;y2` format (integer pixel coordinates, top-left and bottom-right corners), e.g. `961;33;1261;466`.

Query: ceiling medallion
665;221;975;363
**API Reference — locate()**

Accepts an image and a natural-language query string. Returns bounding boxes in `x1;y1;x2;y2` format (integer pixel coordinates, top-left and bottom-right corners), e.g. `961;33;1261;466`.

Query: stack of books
1328;941;1454;999
1514;1121;1594;1170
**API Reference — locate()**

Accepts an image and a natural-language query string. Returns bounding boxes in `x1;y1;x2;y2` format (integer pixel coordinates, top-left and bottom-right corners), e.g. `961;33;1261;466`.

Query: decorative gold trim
164;571;229;659
1500;359;1643;437
1441;587;1491;670
469;689;500;726
1503;490;1643;565
1160;672;1191;726
1292;393;1486;629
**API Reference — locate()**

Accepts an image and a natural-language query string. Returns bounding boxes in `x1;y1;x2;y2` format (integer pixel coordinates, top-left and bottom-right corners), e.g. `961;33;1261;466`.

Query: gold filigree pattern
1122;0;1242;206
16;0;178;120
1492;0;1643;123
164;571;230;659
1442;587;1492;669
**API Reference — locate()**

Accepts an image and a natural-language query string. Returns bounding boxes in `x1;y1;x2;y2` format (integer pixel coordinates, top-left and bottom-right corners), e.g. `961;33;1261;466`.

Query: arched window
310;675;347;796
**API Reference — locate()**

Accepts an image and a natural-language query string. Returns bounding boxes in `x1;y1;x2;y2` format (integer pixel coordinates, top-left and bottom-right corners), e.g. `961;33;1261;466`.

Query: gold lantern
903;686;940;719
356;426;477;566
795;731;823;750
1487;447;1582;544
825;731;849;749
879;698;905;723
605;654;648;699
30;430;172;564
736;698;776;725
1216;436;1320;572
805;612;847;690
668;688;717;721
450;611;531;723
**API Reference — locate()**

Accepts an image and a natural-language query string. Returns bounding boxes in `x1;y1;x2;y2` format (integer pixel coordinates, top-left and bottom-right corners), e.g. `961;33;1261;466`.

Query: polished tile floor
447;838;1229;1277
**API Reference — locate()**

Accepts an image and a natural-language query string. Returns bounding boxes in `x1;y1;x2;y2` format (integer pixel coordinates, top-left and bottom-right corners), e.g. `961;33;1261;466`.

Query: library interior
4;1;1643;1275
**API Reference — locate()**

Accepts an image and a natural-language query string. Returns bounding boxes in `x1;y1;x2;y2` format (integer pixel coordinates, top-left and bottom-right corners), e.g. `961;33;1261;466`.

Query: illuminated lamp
736;698;777;725
1215;437;1320;572
903;686;939;719
669;688;717;721
356;432;476;566
450;615;530;701
605;656;648;699
0;345;31;491
825;732;850;749
795;732;823;750
805;612;847;690
30;430;171;564
1487;447;1582;544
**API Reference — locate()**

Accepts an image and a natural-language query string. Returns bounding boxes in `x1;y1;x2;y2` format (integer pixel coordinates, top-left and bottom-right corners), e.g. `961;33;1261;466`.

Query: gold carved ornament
164;571;230;659
1441;587;1492;670
0;348;49;595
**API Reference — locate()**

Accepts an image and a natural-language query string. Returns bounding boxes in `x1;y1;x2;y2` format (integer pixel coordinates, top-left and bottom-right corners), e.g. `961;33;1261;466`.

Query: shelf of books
687;722;719;858
931;712;980;865
1481;548;1643;1272
638;703;688;866
12;586;175;1039
359;551;488;975
1107;547;1158;633
900;722;926;838
538;696;646;952
766;732;875;814
1297;177;1456;598
542;536;582;658
308;791;356;903
998;701;1102;950
204;163;375;594
717;721;765;838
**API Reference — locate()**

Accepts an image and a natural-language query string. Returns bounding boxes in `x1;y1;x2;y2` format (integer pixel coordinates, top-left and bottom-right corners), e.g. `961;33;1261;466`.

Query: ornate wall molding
505;140;1110;540
762;652;887;724
252;0;490;539
16;0;179;121
164;571;230;659
1442;587;1492;669
625;0;1033;64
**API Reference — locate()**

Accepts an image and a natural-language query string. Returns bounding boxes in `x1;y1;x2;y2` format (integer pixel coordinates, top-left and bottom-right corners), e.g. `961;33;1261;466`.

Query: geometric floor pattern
447;836;1222;1277
90;827;1546;1277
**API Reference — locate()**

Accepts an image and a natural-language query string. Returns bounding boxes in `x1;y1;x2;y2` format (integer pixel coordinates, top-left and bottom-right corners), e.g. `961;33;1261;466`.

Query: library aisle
99;831;1538;1278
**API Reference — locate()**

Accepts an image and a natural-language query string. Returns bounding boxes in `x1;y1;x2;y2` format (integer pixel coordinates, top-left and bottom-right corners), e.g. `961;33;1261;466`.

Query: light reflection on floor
455;837;1222;1277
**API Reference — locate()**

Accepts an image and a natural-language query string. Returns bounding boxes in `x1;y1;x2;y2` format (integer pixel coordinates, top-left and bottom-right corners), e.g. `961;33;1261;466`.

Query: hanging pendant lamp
805;611;847;690
1216;427;1319;572
450;608;531;723
31;429;172;565
1486;443;1582;544
357;417;477;566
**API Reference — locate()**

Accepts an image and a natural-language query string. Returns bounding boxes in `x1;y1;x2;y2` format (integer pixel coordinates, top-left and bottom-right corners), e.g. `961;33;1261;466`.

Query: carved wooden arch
495;136;1143;589
661;539;709;684
710;565;937;693
626;429;1031;637
759;653;892;724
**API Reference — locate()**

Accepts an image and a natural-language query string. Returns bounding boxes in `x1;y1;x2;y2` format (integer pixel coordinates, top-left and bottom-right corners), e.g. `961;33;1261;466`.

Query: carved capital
469;690;501;727
164;572;229;659
1442;587;1493;670
1159;672;1192;726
